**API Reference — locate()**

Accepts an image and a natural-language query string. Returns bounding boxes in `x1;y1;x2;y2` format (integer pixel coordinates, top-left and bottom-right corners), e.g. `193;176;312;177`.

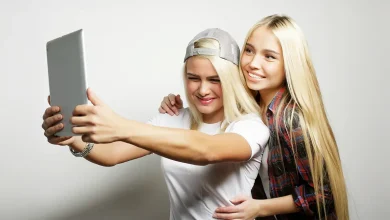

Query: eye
265;54;276;60
244;47;254;55
210;79;220;83
187;77;199;81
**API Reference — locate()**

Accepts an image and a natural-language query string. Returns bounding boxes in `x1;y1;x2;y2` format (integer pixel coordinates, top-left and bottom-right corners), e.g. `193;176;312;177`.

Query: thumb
87;88;105;106
230;195;249;205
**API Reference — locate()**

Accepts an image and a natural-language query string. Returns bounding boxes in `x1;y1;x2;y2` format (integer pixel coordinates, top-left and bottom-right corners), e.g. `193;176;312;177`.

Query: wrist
256;195;299;217
256;199;270;217
68;137;84;151
69;142;94;157
118;118;135;142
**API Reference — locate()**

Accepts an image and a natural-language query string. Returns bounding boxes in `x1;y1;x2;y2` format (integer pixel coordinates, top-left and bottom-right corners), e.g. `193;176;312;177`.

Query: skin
185;56;224;123
240;26;286;111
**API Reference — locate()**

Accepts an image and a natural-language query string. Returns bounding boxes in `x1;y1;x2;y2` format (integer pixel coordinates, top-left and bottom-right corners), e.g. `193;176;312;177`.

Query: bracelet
69;142;94;157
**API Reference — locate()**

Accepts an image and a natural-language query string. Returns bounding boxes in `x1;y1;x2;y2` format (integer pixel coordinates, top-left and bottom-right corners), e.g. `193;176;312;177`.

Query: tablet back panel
46;29;88;137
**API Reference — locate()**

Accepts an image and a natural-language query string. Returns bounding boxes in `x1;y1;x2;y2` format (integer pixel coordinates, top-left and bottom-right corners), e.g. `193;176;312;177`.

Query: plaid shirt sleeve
281;121;334;216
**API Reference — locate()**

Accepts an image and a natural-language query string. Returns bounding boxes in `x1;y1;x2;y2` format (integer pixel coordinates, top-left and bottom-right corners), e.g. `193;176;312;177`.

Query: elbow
86;158;117;167
100;162;116;167
193;148;219;166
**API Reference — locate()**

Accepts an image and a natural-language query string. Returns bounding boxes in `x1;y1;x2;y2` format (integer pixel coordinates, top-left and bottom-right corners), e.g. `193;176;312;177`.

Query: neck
202;108;224;124
258;87;284;110
259;91;276;110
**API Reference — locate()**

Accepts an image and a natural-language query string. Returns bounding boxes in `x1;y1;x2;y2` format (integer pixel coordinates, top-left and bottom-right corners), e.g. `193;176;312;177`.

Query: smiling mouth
197;97;214;105
248;72;264;79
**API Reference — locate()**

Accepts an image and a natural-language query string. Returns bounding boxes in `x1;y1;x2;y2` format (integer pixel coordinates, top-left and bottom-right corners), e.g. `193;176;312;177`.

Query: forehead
247;26;281;51
186;56;218;77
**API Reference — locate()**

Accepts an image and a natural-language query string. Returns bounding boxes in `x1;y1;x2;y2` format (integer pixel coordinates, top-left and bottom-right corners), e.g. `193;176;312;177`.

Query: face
241;26;285;97
185;56;224;123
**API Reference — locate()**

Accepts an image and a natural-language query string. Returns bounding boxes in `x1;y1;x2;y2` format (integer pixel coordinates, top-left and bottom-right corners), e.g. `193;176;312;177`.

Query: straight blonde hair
241;15;349;220
183;38;260;131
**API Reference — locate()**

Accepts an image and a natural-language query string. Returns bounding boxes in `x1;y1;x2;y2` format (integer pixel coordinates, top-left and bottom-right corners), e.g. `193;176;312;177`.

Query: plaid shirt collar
267;87;287;114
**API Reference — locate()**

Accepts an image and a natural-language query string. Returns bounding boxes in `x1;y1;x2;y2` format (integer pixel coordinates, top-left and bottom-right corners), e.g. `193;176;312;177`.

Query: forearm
69;137;150;167
68;137;118;166
123;120;213;165
260;195;299;216
292;182;334;216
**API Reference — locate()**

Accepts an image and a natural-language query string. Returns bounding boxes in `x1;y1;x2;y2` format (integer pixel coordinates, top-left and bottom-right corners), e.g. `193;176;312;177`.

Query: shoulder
226;113;270;147
147;108;191;128
276;102;302;131
227;113;268;132
276;105;306;151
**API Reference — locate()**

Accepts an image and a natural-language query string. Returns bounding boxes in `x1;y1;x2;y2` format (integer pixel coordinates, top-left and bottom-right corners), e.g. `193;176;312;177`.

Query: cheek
266;64;285;82
240;56;250;71
186;81;198;94
212;84;223;98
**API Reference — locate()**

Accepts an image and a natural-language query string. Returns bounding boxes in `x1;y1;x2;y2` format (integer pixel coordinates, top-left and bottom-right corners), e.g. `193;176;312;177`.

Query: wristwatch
69;142;94;157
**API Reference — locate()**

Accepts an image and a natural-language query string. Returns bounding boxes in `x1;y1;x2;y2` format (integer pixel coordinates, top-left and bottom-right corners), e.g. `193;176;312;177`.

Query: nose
249;54;262;70
198;81;210;96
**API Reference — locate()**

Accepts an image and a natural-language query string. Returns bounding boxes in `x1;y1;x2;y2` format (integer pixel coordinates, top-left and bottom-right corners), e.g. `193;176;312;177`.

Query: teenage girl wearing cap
157;15;349;220
41;28;270;220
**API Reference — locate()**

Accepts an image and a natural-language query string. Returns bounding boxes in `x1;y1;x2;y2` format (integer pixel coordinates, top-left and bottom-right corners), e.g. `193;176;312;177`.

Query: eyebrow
263;49;280;55
186;73;219;79
245;43;280;55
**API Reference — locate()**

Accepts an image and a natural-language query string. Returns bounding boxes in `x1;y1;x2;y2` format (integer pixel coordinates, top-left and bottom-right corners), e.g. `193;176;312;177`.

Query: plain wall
1;0;389;219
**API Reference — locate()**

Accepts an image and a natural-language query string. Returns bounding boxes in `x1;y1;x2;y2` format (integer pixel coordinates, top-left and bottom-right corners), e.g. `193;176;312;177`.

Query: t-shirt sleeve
225;116;270;159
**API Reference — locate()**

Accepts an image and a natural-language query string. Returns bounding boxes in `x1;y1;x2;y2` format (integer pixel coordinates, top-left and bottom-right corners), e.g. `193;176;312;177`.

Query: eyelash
244;47;254;54
265;55;276;60
245;47;277;60
187;77;220;83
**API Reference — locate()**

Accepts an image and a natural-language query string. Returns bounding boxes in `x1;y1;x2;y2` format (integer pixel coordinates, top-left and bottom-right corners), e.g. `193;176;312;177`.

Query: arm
69;137;151;167
213;195;299;219
122;120;267;165
72;89;269;166
214;119;333;219
42;94;151;167
260;195;299;216
281;117;333;216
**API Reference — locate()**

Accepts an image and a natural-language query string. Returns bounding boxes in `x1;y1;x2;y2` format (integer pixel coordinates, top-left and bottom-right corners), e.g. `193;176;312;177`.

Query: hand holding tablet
46;29;89;137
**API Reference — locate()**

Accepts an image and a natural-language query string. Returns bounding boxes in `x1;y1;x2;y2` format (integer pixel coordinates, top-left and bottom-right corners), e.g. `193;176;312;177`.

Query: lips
197;97;214;105
247;72;265;81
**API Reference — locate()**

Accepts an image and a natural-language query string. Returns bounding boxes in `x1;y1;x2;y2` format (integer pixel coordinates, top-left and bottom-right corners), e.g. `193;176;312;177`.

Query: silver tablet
46;29;88;137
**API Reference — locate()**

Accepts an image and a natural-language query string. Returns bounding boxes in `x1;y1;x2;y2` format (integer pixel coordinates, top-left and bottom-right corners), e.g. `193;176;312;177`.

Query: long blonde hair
241;15;349;219
183;38;260;131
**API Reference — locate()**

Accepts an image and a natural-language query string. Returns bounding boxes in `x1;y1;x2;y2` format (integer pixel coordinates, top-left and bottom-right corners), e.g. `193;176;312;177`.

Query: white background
1;0;389;219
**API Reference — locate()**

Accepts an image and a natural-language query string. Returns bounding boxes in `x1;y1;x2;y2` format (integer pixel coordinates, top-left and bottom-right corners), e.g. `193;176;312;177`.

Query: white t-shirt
147;108;269;220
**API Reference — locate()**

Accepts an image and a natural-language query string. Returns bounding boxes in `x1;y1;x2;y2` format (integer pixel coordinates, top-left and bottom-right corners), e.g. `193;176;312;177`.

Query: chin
246;80;265;91
195;105;217;114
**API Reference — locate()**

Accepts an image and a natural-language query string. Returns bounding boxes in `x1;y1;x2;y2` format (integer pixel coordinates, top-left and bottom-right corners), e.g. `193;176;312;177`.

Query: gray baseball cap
184;28;240;66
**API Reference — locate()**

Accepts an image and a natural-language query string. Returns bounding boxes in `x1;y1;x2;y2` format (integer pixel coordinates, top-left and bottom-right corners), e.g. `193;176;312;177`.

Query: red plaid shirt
255;87;336;220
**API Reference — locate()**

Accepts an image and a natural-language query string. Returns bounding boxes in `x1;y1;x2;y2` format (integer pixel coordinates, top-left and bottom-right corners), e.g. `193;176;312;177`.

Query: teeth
249;73;262;79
